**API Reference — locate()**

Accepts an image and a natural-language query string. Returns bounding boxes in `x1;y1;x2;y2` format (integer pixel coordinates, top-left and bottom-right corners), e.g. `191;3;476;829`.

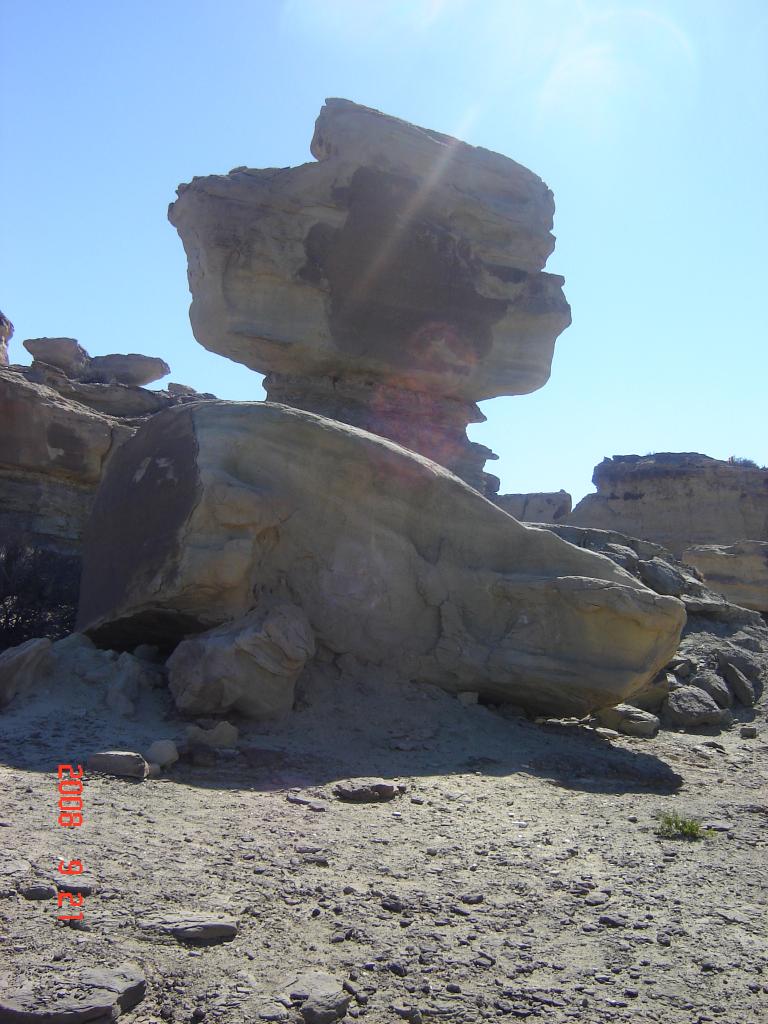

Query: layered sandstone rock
683;541;768;613
0;367;134;553
568;454;768;556
532;520;768;730
168;98;571;494
496;490;572;523
536;521;763;626
76;402;685;718
1;329;215;647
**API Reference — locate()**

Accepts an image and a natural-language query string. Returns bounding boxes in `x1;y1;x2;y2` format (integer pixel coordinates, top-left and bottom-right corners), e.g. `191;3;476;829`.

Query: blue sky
2;0;766;501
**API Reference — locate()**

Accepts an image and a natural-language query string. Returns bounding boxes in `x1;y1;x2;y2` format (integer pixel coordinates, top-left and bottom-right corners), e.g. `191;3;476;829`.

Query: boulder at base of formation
76;401;685;719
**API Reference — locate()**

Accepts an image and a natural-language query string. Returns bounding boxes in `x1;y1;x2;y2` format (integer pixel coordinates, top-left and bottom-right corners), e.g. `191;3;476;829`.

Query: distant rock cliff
568;453;768;557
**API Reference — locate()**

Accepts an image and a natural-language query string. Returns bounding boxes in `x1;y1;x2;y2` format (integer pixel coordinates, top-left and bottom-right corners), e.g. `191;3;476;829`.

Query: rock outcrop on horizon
683;540;768;613
568;453;768;557
1;336;216;556
168;98;571;495
76;401;685;718
0;331;217;649
0;311;12;367
0;367;134;555
24;337;170;386
496;489;572;523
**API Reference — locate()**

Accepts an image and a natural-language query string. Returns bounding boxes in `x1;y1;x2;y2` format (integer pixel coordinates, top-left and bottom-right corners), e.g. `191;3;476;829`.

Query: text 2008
56;763;86;923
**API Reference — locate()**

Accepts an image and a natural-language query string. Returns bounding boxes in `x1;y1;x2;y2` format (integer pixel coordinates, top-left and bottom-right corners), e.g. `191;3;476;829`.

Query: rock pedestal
168;98;571;495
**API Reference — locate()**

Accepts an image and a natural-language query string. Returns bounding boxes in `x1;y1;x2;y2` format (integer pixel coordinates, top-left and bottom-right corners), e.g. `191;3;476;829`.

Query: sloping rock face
168;98;571;495
76;402;685;718
496;490;572;523
568;453;768;556
683;541;768;613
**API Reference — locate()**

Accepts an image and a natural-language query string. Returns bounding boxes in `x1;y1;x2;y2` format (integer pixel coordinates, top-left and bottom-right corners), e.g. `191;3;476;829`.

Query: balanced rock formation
568;453;768;557
24;336;170;386
495;489;572;523
168;98;571;495
76;401;685;718
683;540;768;613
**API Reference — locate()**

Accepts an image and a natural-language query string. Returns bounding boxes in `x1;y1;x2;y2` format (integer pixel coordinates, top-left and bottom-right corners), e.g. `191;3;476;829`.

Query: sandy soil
1;664;766;1024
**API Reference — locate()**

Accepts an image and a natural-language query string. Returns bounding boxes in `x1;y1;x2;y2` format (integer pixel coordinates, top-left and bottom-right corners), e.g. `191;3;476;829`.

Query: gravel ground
0;662;766;1024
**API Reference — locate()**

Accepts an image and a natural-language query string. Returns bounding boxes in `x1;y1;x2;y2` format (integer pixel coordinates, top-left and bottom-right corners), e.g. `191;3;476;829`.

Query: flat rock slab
138;912;238;943
18;883;57;900
83;354;170;388
286;793;328;812
332;778;405;802
86;751;148;780
0;962;145;1023
0;859;32;876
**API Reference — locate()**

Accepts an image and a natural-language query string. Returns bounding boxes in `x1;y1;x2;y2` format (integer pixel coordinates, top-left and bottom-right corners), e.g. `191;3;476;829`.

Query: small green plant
656;811;713;840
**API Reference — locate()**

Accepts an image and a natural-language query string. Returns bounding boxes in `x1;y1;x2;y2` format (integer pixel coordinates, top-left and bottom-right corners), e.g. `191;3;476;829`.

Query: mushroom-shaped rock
168;98;571;494
77;402;685;718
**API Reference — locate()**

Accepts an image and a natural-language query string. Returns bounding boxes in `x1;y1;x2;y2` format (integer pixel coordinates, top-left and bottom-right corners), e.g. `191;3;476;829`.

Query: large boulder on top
168;98;571;497
76;401;685;717
168;98;569;402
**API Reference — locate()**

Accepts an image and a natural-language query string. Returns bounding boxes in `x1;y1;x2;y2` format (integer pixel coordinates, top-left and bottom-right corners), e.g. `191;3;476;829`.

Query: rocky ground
0;663;766;1024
